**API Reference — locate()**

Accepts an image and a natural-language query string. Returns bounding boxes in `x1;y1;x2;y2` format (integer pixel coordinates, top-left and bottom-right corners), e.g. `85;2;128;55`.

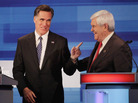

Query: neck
102;31;113;41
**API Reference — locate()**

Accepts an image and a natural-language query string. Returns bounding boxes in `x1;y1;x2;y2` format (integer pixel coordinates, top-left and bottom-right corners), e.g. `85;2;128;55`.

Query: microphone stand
126;40;138;72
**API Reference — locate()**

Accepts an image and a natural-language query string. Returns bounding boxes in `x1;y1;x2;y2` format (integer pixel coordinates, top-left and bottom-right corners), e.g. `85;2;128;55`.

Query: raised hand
71;42;83;60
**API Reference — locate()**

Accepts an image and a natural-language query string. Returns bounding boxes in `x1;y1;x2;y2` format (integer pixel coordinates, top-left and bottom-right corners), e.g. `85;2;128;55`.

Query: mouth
41;27;46;30
94;33;97;36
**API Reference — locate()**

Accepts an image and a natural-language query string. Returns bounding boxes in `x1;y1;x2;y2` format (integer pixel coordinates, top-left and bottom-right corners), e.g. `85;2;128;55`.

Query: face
91;18;105;42
34;11;52;36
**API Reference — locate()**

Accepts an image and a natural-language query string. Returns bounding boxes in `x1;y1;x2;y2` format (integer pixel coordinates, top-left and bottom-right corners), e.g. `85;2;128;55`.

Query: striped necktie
37;37;42;64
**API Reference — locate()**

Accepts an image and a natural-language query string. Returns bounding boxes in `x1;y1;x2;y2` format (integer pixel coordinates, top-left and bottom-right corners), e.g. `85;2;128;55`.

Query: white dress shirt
35;30;49;69
99;32;114;54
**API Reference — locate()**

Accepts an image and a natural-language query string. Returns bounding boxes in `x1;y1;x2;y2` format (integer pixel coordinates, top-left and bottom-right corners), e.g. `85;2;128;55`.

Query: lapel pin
51;41;55;44
103;50;106;53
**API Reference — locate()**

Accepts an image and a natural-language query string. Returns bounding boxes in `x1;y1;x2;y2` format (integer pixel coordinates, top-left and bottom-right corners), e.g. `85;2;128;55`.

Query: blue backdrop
0;0;138;103
0;1;138;69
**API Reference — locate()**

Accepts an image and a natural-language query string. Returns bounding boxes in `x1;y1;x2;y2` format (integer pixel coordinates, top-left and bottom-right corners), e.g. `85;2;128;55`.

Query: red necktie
88;42;102;72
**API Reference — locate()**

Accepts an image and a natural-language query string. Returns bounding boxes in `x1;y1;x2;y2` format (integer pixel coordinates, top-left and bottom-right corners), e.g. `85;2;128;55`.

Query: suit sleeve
77;57;89;72
114;43;132;72
61;38;77;75
76;42;98;72
12;39;27;96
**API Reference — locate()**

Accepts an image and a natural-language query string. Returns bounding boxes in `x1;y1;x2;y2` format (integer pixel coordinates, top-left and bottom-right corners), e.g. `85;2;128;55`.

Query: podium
0;74;18;103
81;73;138;103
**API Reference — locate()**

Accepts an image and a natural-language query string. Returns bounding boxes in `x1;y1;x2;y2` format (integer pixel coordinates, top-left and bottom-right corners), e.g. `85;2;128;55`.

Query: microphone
126;40;138;72
126;40;133;44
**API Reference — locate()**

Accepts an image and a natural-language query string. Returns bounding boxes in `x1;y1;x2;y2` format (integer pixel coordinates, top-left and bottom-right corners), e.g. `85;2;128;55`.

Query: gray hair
90;10;115;32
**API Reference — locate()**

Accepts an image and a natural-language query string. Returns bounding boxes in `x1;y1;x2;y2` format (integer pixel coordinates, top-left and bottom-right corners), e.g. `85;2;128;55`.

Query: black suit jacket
13;31;76;103
78;33;132;72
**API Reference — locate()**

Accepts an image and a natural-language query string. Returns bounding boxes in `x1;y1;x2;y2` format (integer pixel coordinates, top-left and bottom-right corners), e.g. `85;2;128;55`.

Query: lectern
81;73;138;103
0;74;18;103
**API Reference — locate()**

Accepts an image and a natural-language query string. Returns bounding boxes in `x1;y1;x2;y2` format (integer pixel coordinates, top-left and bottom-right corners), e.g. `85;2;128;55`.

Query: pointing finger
76;42;83;49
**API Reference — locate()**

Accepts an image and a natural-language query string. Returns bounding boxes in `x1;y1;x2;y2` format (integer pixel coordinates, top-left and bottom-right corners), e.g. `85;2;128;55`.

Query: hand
71;42;83;60
23;87;37;103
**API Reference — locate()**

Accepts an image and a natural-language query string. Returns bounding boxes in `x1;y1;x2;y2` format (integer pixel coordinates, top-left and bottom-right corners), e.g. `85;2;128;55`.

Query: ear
104;23;109;31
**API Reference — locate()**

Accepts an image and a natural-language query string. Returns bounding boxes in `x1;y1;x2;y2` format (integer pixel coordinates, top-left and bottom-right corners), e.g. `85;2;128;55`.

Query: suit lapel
88;42;99;69
41;32;56;69
92;33;116;68
28;33;39;70
94;42;112;64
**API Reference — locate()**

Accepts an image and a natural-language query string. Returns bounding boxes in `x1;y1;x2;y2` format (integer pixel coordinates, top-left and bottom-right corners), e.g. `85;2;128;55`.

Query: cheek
35;22;41;27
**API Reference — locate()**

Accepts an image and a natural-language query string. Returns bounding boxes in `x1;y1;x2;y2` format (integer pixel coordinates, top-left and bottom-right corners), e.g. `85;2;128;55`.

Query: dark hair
34;5;54;18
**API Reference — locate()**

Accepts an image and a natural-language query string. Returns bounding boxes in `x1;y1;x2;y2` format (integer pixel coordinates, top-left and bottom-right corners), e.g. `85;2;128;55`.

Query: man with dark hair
13;5;82;103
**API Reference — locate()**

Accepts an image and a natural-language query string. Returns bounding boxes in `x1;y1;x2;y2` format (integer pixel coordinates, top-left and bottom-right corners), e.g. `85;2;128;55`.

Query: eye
47;19;51;22
40;18;45;21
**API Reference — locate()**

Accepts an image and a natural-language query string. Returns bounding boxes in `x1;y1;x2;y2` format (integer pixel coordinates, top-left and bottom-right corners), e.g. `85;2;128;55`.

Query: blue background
0;0;138;103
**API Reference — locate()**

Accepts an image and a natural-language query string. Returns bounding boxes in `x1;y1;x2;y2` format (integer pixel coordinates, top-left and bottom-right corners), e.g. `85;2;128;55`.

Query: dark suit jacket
78;33;132;72
13;31;76;103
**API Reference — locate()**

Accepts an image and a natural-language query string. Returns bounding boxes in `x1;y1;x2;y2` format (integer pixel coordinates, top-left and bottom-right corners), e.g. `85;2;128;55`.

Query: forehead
37;11;52;18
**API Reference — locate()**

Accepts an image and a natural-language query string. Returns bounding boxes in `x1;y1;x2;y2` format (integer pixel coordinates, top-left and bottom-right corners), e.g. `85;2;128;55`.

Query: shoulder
110;33;132;54
49;31;67;40
19;32;34;40
49;31;68;48
18;32;34;41
49;31;67;43
111;33;125;47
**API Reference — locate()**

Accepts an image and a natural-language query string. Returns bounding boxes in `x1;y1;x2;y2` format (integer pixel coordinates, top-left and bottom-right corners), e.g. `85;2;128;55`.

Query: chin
94;37;98;41
41;32;47;35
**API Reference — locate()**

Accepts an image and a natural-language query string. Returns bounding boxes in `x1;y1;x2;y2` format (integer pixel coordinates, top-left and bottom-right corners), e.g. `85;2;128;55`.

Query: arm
13;39;36;102
61;39;77;75
77;57;89;72
12;39;27;96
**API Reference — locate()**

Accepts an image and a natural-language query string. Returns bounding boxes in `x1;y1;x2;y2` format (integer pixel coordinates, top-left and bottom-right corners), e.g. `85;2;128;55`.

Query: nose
43;20;51;27
42;21;47;26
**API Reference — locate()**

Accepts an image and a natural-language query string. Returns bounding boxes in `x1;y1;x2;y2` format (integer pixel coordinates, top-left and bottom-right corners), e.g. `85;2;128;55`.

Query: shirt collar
35;30;49;41
102;31;114;46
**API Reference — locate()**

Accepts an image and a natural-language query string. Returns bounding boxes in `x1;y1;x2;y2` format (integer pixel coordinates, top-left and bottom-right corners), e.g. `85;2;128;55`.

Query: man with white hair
77;10;132;72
